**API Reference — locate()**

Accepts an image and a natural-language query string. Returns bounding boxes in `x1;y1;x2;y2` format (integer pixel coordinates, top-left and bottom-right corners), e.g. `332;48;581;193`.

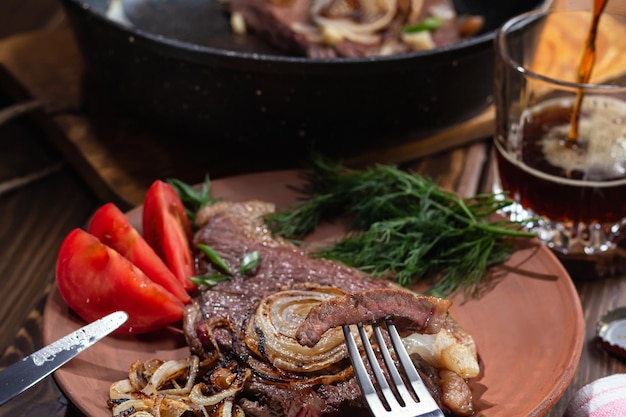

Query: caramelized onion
128;358;151;391
109;357;248;417
141;356;199;396
213;401;246;417
245;353;355;385
110;397;194;417
109;379;137;401
188;369;251;406
403;318;479;378
245;286;369;373
401;30;435;50
310;0;408;44
406;0;424;24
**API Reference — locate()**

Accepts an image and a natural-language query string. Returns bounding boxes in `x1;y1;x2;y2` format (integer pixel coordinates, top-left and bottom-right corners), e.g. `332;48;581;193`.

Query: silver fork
342;318;445;417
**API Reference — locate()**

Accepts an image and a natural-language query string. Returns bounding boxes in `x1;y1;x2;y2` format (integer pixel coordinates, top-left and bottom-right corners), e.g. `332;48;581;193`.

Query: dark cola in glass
495;96;626;226
494;6;626;258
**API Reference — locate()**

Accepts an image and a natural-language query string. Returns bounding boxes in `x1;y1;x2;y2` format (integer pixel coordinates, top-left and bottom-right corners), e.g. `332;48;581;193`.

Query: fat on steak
183;200;475;417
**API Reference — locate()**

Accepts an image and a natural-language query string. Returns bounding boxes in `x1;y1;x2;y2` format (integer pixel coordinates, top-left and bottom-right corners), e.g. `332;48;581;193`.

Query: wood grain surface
0;25;495;209
2;1;626;417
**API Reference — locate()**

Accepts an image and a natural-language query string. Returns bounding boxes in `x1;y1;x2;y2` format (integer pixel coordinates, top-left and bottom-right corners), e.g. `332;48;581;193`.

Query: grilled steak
227;0;468;58
296;289;452;347
183;201;476;417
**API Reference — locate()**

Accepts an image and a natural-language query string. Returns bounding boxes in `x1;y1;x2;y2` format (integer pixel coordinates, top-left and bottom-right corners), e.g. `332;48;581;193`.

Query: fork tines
342;318;444;417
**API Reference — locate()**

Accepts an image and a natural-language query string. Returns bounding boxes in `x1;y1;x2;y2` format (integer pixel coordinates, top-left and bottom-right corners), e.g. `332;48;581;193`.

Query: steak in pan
226;0;482;58
183;201;478;416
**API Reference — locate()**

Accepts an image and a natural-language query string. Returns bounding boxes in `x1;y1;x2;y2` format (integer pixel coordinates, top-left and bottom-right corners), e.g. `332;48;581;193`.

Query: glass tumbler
493;6;626;261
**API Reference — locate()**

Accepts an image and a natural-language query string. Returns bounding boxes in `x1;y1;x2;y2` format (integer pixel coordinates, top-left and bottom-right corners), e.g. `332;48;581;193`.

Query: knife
0;310;128;406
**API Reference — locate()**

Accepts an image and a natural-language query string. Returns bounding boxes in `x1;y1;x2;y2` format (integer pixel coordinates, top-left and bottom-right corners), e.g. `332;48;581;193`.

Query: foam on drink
496;95;626;224
532;95;626;182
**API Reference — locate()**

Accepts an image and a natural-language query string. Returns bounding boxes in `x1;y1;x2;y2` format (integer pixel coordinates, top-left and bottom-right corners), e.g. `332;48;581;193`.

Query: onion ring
245;285;371;374
310;0;401;44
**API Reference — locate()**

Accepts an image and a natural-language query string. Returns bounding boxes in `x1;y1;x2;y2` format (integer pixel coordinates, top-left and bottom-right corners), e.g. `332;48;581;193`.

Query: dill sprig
265;156;535;298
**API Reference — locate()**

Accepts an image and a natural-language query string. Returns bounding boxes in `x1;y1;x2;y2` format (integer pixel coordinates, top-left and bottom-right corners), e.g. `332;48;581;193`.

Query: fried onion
310;0;396;44
403;318;480;378
109;284;478;417
188;369;250;406
108;357;249;417
141;356;199;396
244;286;370;373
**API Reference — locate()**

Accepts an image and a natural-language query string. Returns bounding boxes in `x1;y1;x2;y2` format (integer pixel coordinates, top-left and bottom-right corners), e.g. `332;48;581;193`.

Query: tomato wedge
143;180;197;291
88;202;191;304
56;229;185;334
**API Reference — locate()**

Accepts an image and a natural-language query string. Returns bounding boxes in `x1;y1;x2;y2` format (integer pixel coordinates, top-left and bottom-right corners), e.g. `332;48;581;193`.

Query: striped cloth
565;374;626;417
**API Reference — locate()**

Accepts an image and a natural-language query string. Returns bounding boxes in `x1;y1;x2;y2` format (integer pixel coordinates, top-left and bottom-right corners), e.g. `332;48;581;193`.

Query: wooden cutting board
2;2;626;208
0;27;494;208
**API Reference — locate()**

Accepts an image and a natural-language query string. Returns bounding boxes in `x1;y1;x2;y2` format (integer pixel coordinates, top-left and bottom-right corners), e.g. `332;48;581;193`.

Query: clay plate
43;170;584;417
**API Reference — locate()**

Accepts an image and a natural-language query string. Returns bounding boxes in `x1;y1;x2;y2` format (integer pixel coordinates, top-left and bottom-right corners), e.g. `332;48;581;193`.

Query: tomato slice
143;180;197;291
88;203;191;304
55;229;185;334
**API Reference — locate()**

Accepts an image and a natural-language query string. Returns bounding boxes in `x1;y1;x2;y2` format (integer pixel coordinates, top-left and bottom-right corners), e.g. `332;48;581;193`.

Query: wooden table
2;2;626;416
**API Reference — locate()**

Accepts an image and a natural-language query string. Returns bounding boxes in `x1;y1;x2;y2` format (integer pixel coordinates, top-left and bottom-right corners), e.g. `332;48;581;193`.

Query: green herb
196;243;233;275
403;16;444;33
193;244;261;287
265;156;535;298
189;274;231;287
167;176;220;224
240;250;260;275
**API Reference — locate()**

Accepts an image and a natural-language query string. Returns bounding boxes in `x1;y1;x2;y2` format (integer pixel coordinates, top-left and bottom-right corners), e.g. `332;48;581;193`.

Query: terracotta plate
43;170;584;417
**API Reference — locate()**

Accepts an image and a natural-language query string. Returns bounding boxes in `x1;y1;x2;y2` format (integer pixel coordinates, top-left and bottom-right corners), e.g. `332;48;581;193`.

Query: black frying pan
60;0;544;147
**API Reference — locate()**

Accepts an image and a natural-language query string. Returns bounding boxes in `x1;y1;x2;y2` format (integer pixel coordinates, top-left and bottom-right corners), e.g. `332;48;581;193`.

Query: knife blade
0;310;128;406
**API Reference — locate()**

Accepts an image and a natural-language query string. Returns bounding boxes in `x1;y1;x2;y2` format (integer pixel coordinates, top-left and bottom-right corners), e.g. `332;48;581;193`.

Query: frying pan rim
61;0;508;65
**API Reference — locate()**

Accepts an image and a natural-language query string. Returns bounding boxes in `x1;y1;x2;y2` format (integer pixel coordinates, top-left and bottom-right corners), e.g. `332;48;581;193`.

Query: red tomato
56;229;185;334
88;203;191;304
143;180;197;291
